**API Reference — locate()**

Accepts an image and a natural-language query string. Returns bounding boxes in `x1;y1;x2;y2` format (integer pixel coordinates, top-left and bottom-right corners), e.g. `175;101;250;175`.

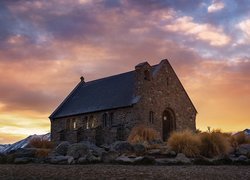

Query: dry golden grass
233;132;250;145
35;148;52;158
29;137;54;149
127;125;161;145
199;131;231;158
167;130;201;157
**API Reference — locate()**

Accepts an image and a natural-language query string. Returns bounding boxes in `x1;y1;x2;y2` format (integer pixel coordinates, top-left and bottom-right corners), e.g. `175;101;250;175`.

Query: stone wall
51;107;137;144
133;60;196;140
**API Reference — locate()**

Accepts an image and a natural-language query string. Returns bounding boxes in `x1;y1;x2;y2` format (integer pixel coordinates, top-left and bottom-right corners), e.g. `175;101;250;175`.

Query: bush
35;148;52;158
199;131;230;158
127;125;161;145
167;130;201;157
29;137;54;149
233;132;250;145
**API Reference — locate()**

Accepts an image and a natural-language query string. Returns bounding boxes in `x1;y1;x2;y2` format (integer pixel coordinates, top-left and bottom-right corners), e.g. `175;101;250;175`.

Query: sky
0;0;249;144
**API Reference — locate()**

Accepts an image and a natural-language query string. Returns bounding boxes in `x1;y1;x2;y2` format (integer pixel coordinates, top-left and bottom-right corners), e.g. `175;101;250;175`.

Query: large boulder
54;141;71;156
86;153;101;163
49;155;74;165
133;144;146;155
115;155;155;165
11;148;37;158
102;151;119;163
67;143;89;159
110;141;133;154
175;153;191;164
14;157;33;164
155;153;191;165
80;141;105;157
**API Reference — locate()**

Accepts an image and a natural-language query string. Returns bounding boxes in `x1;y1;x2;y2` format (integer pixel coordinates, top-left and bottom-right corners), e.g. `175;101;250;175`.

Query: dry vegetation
167;129;250;158
127;125;161;146
28;137;54;158
167;130;201;157
29;137;54;149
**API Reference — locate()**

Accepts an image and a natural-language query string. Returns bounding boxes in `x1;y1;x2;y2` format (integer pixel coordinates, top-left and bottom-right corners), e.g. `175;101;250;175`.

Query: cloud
164;16;231;46
238;19;250;43
208;1;225;13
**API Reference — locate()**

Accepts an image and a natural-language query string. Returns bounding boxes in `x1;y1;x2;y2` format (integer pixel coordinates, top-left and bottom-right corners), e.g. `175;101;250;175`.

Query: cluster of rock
0;141;250;165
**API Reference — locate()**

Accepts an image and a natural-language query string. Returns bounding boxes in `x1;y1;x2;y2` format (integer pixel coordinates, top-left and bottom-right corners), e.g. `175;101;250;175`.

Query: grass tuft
127;125;161;145
167;130;201;157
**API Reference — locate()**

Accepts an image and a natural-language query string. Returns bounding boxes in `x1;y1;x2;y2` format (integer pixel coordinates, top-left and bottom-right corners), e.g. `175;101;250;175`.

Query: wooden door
162;109;176;141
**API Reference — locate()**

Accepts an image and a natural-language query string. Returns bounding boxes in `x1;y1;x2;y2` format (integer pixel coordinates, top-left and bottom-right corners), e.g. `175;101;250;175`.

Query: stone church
49;59;197;144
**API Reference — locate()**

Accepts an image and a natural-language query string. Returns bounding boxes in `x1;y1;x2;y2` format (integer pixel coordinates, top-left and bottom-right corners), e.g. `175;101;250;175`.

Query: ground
0;164;249;180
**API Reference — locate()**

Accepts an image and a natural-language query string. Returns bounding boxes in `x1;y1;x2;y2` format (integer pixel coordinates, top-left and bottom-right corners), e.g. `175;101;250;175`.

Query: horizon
0;0;250;144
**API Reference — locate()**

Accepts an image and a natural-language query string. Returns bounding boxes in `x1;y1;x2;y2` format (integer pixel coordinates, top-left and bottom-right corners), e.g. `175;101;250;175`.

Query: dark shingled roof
50;71;138;119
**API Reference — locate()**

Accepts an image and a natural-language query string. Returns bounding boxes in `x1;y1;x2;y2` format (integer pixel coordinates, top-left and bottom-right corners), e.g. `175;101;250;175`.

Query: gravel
0;164;249;180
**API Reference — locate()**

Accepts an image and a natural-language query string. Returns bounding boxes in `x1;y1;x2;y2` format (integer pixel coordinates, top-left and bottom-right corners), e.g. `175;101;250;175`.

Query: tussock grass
199;131;231;158
167;130;201;157
127;125;160;145
29;137;54;149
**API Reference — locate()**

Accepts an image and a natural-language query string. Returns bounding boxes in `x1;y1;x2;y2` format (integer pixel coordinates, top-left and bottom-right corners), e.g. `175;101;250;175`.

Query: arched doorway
162;109;176;141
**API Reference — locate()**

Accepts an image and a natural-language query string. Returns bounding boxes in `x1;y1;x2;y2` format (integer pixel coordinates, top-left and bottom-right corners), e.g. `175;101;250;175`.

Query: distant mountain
0;133;50;154
244;129;250;136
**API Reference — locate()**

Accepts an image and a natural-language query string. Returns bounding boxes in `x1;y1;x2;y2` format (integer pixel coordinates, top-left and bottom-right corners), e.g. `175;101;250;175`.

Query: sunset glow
0;0;249;144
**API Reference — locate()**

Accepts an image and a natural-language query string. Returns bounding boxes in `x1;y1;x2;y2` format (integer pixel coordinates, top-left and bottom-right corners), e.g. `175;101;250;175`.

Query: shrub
167;130;201;157
233;132;250;145
199;131;230;158
35;148;52;158
29;137;54;149
127;125;161;145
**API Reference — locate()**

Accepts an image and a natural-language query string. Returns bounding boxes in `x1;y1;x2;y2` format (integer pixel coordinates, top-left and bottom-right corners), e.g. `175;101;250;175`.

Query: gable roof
49;71;138;119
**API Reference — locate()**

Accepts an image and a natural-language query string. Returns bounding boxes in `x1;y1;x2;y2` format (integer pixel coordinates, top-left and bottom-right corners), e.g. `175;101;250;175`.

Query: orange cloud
164;16;231;46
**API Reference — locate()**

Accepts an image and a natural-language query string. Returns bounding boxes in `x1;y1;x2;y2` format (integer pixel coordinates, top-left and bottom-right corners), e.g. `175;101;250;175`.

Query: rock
54;141;71;156
134;156;155;165
238;155;248;161
80;141;105;156
67;143;89;159
147;149;161;155
49;155;74;165
111;141;133;154
102;151;119;163
175;153;191;164
14;157;33;164
115;155;155;165
236;144;250;156
115;155;136;164
78;156;87;164
86;153;101;163
133;144;146;155
12;148;37;158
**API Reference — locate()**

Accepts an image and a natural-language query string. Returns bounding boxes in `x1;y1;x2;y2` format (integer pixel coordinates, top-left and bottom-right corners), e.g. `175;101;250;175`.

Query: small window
85;117;89;129
149;111;154;124
102;113;108;127
110;113;114;126
144;70;151;81
73;120;77;129
90;115;95;128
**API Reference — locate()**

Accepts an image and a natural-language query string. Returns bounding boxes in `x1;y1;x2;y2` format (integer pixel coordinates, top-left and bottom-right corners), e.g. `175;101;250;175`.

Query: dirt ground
0;164;249;180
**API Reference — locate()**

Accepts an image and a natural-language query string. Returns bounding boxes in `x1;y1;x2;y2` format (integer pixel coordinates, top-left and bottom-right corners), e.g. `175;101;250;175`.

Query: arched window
149;111;154;124
102;113;108;127
144;70;151;81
